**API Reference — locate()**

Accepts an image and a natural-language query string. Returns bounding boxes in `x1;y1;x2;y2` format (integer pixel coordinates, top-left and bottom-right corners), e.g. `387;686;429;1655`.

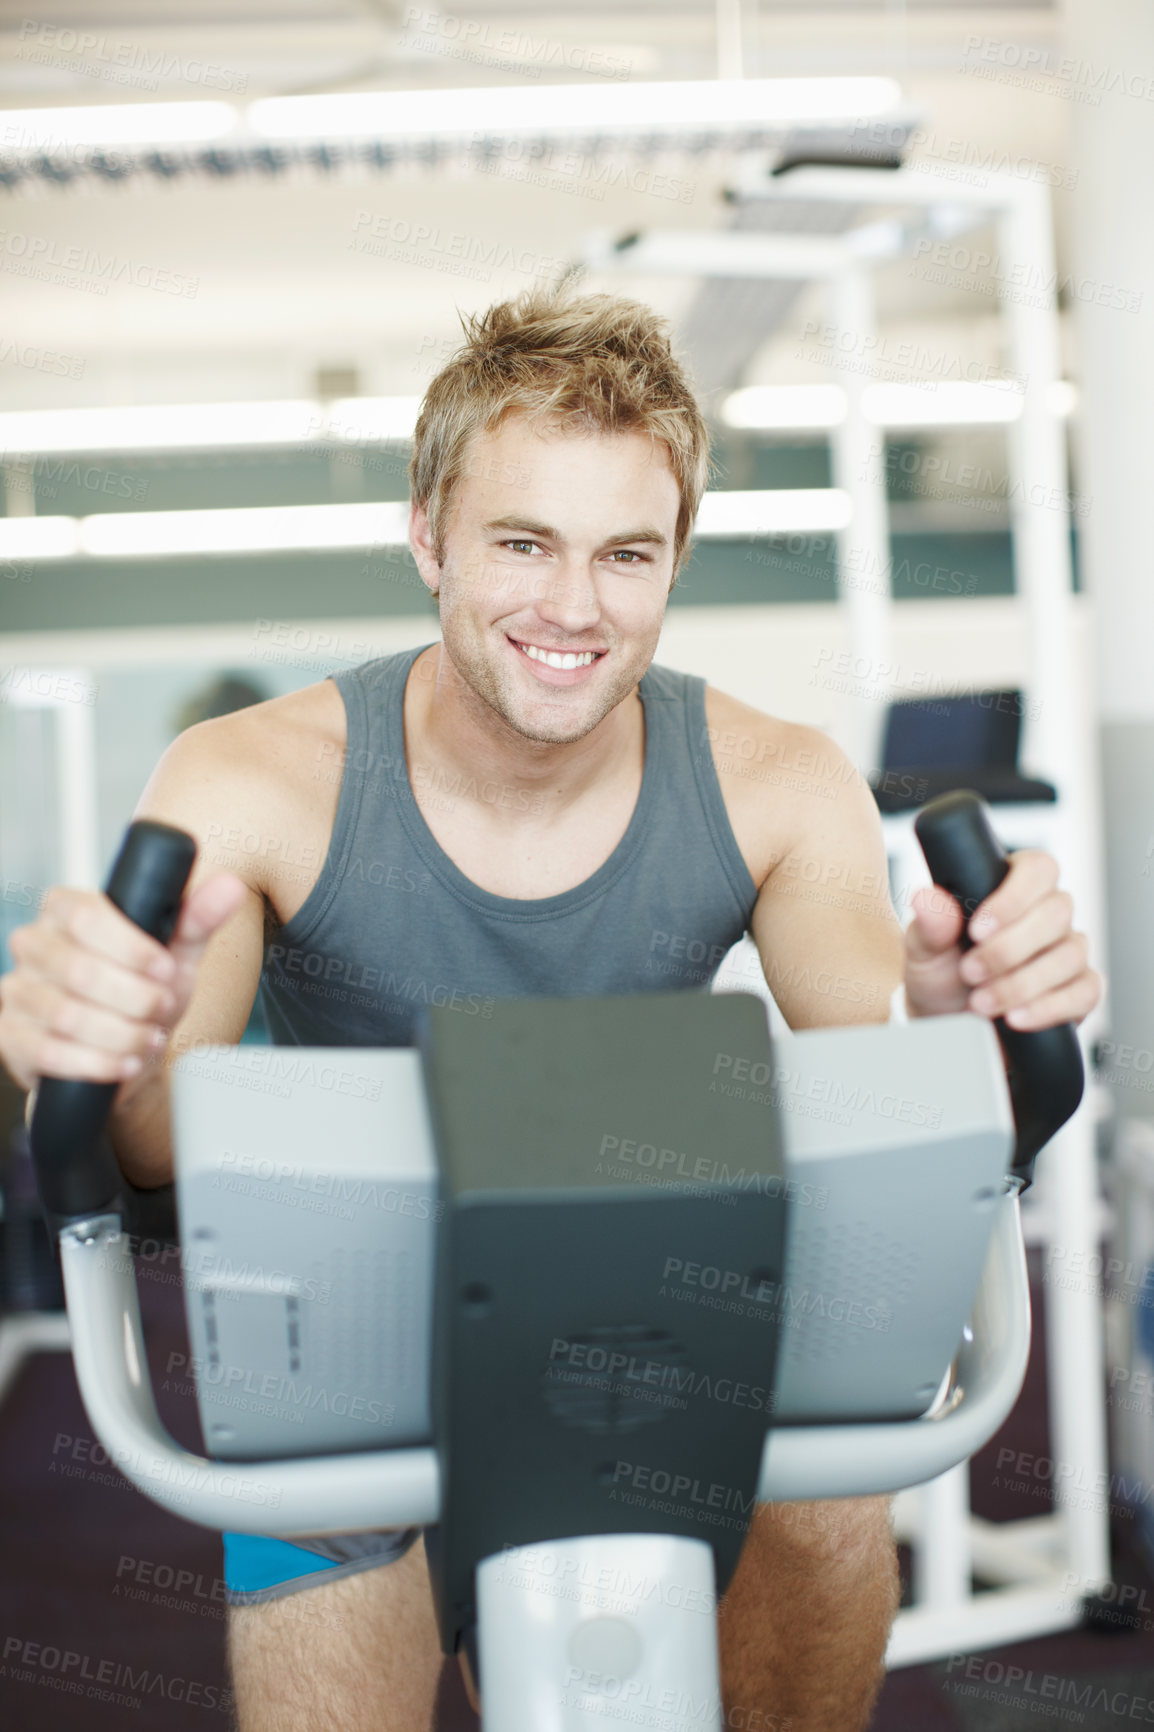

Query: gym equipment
28;791;1084;1728
871;690;1058;813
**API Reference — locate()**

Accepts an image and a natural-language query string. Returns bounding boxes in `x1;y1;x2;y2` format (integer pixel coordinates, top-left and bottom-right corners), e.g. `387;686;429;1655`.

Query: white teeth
519;642;597;670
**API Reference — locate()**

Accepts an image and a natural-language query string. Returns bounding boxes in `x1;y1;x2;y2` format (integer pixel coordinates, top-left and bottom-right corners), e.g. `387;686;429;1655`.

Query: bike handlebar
28;821;195;1234
914;790;1085;1184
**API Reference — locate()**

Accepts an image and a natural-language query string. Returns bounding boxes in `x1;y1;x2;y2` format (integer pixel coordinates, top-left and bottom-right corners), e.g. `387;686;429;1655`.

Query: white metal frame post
826;262;895;776
995;177;1111;1600
1;667;101;890
0;668;99;1410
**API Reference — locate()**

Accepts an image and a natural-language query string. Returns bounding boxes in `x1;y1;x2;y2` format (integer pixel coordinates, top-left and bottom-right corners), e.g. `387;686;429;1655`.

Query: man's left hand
903;848;1102;1029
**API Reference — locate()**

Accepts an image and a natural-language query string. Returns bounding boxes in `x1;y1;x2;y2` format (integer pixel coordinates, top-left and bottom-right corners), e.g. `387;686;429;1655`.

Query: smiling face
410;411;682;746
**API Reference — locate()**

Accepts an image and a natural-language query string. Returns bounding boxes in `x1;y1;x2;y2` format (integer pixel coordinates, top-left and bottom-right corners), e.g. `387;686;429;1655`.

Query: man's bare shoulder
702;683;840;771
159;678;344;802
702;684;862;885
201;677;345;774
135;678;346;915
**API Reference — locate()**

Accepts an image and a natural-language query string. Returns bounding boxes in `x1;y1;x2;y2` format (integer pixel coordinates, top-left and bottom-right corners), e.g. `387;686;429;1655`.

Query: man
0;285;1100;1731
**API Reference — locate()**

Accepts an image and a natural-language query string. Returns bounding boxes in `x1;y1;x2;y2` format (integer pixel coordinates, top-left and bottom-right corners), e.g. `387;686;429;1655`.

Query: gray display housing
171;1004;1013;1461
173;1044;438;1460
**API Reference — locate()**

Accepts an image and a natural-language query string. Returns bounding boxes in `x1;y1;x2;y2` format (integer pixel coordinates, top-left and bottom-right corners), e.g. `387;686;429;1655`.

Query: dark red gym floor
2;1248;1153;1731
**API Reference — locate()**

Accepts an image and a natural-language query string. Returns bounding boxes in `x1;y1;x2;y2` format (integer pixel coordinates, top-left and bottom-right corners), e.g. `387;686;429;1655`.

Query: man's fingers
966;933;1087;1017
966;848;1059;940
905;885;965;962
960;890;1076;987
24;1024;140;1088
9;922;178;1027
40;884;174;982
169;872;252;958
1000;966;1104;1032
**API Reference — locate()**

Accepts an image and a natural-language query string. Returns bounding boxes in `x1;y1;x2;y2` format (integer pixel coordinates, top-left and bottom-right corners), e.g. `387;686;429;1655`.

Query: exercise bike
28;792;1085;1729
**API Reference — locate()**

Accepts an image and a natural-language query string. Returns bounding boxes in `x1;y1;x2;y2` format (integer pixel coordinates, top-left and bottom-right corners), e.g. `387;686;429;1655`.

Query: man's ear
409;502;442;599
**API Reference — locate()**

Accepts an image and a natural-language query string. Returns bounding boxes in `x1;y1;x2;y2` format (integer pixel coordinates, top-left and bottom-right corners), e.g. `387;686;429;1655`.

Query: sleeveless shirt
258;643;759;1044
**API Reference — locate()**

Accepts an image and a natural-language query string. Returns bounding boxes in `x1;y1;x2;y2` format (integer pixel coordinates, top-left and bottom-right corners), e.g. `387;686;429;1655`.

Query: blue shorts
223;1528;424;1606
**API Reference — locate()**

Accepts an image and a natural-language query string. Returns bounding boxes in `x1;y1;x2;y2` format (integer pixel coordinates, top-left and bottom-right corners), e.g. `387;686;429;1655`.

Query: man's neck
406;643;643;818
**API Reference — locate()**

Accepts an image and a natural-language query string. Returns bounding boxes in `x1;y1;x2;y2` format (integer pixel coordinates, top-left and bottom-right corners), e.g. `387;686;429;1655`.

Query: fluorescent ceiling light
721;380;1075;430
861;381;1024;426
79;502;412;558
0;517;82;560
722;386;847;431
583;228;850;281
0;78;904;160
326;398;423;442
0;380;1072;465
0;399;421;457
1048;380;1078;417
0;102;238;150
248;78;903;141
695;490;851;536
0;490;849;562
0;78;904;165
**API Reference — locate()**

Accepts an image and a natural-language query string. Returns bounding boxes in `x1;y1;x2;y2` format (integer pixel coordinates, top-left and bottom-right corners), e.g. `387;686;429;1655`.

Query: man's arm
745;721;1101;1035
6;720;269;1190
107;720;271;1187
747;727;903;1030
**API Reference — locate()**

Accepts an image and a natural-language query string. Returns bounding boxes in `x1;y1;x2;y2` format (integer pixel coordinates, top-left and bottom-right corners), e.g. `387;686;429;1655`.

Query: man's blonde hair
408;284;712;578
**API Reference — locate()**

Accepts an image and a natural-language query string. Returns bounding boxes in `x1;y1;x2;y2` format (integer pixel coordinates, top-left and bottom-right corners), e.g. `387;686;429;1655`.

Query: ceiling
0;2;1076;415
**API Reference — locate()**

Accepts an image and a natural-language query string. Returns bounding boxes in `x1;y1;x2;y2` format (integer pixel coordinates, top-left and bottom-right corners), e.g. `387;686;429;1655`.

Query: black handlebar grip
913;790;1084;1185
29;820;197;1231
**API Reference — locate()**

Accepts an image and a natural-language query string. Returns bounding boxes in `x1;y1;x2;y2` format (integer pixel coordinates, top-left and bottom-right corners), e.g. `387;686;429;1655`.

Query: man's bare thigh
227;1533;452;1732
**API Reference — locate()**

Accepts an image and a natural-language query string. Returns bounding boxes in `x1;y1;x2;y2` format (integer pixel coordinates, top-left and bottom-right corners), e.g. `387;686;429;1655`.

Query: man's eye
610;550;646;563
505;539;541;555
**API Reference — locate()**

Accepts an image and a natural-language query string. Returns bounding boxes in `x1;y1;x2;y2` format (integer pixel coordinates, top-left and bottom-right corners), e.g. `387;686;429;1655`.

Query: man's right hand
0;870;250;1097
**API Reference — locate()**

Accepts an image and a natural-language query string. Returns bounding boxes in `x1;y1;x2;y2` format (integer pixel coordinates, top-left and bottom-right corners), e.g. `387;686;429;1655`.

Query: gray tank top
259;643;758;1046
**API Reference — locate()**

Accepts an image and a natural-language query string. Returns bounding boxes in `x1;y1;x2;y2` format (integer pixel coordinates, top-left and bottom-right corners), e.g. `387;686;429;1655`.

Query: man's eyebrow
482;516;669;546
